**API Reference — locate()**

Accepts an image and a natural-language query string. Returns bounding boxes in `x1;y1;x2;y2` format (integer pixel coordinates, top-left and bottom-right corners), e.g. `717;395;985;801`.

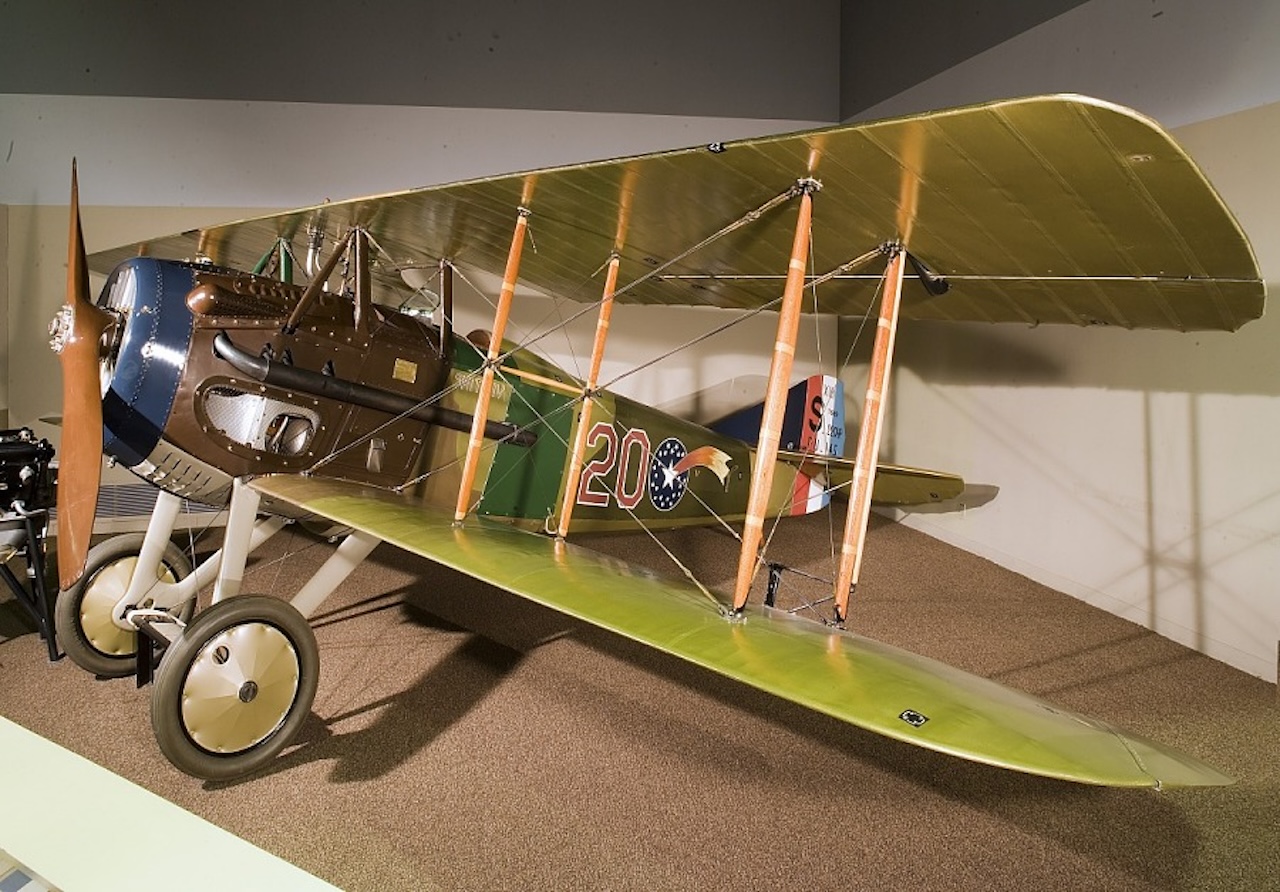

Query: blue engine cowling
90;257;239;505
97;257;197;469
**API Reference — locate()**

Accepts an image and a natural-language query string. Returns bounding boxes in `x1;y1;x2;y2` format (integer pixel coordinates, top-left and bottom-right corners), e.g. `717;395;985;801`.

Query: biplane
47;94;1262;786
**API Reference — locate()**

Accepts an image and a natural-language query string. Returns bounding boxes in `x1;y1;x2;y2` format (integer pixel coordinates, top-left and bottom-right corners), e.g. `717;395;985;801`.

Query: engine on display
50;255;452;507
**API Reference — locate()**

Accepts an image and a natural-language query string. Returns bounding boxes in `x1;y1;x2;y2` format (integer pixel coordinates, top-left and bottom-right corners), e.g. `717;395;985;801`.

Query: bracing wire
276;188;897;611
331;187;803;486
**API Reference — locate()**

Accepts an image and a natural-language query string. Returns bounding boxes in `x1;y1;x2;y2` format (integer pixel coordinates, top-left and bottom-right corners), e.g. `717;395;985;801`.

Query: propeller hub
48;305;74;355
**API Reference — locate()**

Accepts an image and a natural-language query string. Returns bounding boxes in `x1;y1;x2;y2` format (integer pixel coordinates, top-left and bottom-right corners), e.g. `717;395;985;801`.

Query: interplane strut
454;207;531;522
731;179;820;613
556;253;621;539
833;246;907;622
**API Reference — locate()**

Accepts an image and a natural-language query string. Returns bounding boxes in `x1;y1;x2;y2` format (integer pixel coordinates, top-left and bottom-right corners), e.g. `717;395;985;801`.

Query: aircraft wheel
54;532;195;677
150;595;318;781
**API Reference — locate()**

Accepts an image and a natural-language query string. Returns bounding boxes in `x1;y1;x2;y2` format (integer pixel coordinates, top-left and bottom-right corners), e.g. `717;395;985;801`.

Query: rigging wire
808;229;842;593
387;186;804;490
278;188;890;609
456;185;800;374
746;242;890;600
308;183;801;477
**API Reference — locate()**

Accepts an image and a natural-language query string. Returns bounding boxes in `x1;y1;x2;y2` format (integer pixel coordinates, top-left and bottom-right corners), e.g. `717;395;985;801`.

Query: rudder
709;375;845;515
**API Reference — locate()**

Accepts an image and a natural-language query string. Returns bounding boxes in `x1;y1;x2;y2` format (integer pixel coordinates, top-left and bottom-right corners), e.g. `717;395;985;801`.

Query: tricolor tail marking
788;375;843;515
708;374;845;516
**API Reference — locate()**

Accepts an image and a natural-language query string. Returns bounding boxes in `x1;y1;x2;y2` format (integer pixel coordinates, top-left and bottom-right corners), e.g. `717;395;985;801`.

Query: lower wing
249;474;1230;788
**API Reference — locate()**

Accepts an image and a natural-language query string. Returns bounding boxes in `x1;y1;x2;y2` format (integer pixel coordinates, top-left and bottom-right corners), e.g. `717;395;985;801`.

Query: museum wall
0;98;830;443
0;203;7;428
837;0;1089;118
0;1;841;121
841;0;1280;681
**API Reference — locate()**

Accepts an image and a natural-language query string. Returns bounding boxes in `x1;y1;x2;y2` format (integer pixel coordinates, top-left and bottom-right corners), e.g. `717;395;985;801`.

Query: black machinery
0;428;57;660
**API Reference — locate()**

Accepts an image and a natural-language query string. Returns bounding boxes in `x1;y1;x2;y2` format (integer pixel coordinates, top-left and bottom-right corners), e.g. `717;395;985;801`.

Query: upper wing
89;94;1263;332
249;473;1232;788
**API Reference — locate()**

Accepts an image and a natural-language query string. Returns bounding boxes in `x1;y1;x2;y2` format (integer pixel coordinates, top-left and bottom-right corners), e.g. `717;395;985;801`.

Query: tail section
710;374;845;455
710;375;967;511
784;375;844;514
710;375;844;515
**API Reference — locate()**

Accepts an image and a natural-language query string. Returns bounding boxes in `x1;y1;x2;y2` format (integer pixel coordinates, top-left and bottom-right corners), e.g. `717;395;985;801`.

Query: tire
54;532;195;677
150;595;318;781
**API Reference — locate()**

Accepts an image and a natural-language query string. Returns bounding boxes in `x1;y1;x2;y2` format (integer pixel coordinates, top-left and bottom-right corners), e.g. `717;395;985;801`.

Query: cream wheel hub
179;622;300;754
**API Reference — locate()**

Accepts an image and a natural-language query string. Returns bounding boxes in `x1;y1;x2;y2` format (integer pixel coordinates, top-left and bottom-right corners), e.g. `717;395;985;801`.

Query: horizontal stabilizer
776;451;966;506
250;474;1232;789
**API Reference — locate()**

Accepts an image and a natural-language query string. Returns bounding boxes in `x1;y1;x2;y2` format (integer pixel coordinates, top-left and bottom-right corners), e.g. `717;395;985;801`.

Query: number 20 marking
576;422;651;509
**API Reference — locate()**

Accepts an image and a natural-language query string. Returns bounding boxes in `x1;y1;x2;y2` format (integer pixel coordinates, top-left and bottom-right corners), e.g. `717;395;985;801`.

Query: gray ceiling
0;1;1088;121
839;1;1088;118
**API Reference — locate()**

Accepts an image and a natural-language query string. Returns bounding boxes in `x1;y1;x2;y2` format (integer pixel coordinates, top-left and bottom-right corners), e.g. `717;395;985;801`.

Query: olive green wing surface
90;94;1262;332
250;474;1231;788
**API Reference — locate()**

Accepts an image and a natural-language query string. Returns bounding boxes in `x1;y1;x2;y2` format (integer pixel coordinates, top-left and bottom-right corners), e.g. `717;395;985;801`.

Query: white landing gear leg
54;487;288;677
149;481;382;780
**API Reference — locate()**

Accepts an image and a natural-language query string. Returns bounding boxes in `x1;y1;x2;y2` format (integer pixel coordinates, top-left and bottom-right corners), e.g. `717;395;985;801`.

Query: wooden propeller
52;162;112;588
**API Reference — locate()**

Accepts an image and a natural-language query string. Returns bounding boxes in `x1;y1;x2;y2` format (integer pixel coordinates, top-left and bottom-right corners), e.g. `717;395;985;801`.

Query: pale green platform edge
0;717;341;892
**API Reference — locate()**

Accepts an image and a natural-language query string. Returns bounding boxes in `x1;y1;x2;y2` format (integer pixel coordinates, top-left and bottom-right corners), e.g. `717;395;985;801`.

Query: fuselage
91;257;815;532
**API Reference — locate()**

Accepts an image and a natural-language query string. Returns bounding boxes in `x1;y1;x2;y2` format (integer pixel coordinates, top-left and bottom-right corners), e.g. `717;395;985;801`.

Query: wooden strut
731;180;819;613
556;253;621;539
833;245;907;623
453;207;531;523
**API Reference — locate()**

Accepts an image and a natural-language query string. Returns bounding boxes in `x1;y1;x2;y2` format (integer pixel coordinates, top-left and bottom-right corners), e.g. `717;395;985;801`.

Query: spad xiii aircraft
48;95;1262;786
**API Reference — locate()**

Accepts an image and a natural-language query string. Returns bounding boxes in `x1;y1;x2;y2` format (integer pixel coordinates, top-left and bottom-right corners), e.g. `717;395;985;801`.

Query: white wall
0;203;7;428
2;93;831;464
1;95;826;208
847;0;1280;680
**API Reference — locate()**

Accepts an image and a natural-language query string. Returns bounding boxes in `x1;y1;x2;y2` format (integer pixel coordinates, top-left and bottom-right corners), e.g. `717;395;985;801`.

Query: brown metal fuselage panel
173;270;447;489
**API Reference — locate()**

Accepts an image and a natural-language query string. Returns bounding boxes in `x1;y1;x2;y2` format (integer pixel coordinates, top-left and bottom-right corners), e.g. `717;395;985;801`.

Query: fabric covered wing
89;94;1262;332
250;474;1231;788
